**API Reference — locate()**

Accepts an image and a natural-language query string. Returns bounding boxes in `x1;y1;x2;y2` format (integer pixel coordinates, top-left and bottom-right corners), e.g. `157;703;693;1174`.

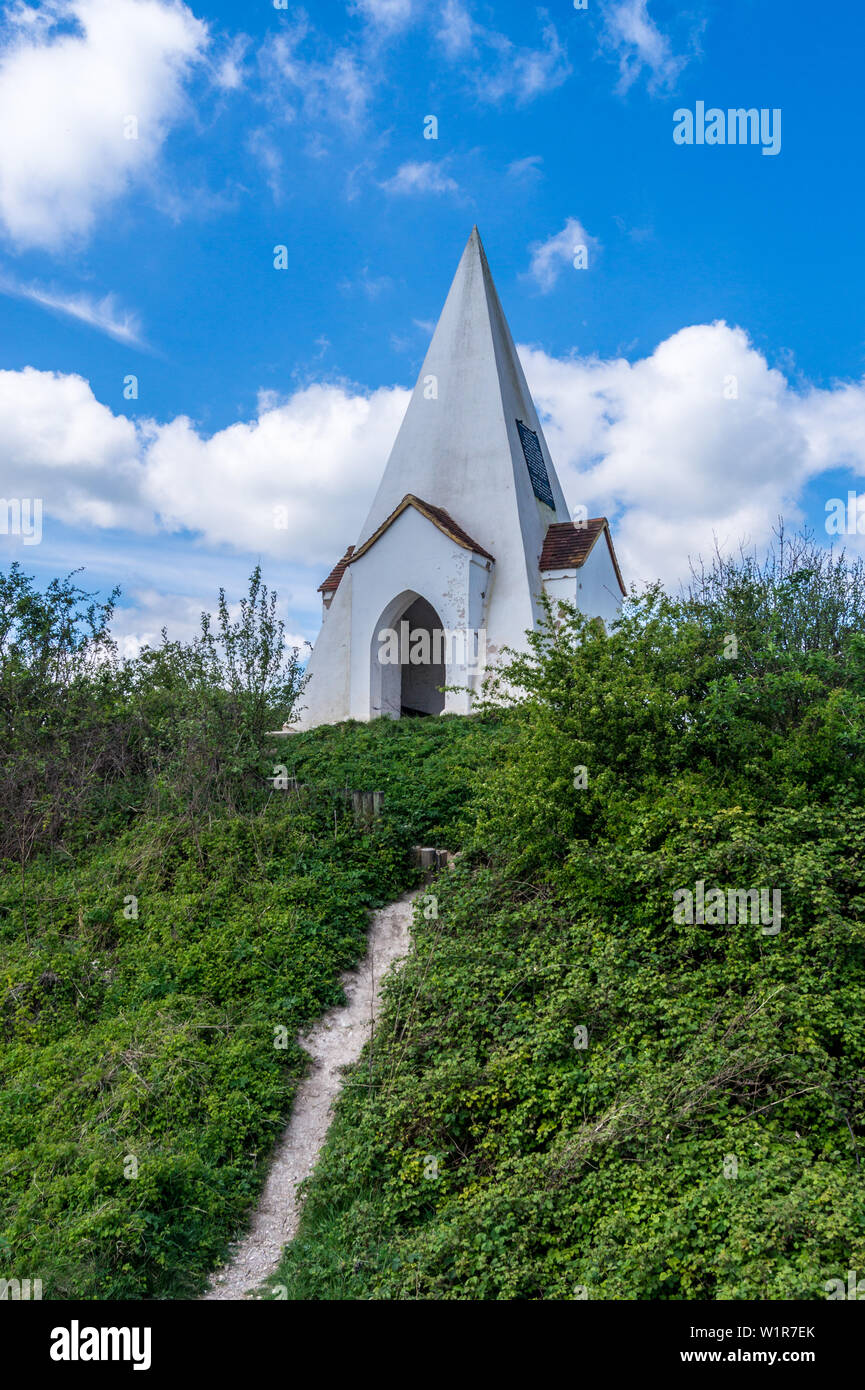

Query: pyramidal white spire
294;228;624;732
357;226;572;560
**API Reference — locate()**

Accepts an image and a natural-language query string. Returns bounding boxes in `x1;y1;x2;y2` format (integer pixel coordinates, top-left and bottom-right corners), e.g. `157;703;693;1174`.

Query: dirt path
203;890;416;1300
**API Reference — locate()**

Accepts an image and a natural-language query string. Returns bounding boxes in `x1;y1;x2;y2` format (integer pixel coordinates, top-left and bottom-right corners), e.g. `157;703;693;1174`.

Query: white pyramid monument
296;227;624;730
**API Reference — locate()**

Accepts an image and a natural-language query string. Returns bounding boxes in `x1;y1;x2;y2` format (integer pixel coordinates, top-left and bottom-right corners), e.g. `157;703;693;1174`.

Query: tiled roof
317;545;355;594
540;519;626;595
539;519;605;569
350;495;495;564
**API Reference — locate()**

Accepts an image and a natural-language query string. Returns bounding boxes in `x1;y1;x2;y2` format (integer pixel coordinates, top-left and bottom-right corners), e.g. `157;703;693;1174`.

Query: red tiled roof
539;519;605;569
350;495;495;564
317;545;355;594
540;519;626;595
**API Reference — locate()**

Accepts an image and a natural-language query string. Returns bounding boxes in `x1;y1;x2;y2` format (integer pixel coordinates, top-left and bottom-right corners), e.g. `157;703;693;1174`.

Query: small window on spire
516;420;555;509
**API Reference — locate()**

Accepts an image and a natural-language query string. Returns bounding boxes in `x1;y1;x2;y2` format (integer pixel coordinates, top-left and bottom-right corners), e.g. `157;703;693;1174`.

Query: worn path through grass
203;890;417;1300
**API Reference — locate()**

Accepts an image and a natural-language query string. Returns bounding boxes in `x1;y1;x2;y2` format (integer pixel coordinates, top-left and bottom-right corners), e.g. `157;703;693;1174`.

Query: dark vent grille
516;419;555;509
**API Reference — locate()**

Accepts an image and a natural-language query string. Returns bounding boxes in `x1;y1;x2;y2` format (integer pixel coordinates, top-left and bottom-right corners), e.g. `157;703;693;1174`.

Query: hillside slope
0;716;505;1298
3;538;864;1302
271;543;865;1300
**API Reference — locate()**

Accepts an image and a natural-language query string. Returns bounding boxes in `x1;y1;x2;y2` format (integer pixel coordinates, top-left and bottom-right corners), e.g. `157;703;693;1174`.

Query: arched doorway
399;596;446;716
370;591;447;719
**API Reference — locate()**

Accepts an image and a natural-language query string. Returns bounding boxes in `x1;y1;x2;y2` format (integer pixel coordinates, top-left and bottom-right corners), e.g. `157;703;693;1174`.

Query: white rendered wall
577;537;625;629
541;539;624;632
294;570;352;729
348;506;492;721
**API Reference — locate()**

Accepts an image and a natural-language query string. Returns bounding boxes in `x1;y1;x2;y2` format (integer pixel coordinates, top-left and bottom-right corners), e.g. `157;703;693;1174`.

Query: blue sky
1;0;864;651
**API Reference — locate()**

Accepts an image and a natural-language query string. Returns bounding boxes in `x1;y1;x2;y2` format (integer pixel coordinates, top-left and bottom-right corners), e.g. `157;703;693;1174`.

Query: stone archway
369;591;447;719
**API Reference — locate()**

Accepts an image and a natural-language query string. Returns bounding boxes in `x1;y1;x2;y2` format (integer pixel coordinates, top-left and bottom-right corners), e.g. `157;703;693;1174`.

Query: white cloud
427;3;570;105
250;17;379;197
338;265;393;299
247;2;567;203
0;0;208;249
437;0;474;58
212;33;249;92
520;323;865;587
351;0;414;30
613;212;653;243
474;14;571;105
508;154;544;181
0;273;144;345
108;584;309;659
141;384;409;563
526;217;599;293
0;365;144;528
602;0;689;94
112;586;210;657
0;366;409;566
246;127;285;202
263;20;372;128
6;327;865;616
381;160;459;195
108;582;311;659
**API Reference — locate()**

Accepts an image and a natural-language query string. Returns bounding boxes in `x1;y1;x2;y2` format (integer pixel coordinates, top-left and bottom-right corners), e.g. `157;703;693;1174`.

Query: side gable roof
349;494;495;565
317;545;355;595
540;518;626;596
